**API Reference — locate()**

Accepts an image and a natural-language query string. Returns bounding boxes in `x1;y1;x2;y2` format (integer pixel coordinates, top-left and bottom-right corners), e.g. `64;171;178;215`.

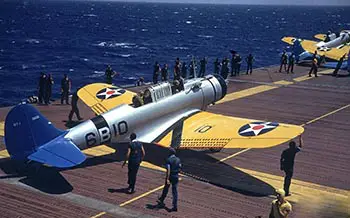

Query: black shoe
157;200;165;208
78;117;83;120
170;207;178;212
128;189;135;194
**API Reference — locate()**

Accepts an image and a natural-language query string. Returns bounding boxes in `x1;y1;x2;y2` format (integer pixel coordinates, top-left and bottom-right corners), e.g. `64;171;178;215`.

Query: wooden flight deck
0;65;349;218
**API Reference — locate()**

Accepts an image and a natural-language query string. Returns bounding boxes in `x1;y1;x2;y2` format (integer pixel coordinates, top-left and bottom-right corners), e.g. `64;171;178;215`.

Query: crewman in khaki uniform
269;189;292;218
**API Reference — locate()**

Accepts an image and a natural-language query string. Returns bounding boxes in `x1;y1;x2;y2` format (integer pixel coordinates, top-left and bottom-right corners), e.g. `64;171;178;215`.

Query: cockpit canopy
132;80;184;108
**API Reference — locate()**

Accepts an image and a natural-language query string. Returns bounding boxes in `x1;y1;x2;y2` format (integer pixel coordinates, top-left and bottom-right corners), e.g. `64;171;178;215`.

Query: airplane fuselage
316;31;350;50
64;75;226;150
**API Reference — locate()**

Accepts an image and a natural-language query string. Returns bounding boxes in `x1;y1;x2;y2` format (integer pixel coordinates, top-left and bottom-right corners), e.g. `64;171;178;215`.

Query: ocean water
0;1;349;106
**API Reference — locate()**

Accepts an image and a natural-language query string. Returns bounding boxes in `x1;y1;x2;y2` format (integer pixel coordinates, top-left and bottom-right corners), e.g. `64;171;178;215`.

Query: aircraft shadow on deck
0;158;73;194
19;167;73;194
0;143;275;197
80;143;275;197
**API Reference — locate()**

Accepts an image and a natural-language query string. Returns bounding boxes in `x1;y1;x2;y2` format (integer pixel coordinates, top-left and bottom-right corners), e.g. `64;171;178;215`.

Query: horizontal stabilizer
314;34;327;41
281;36;297;45
28;136;86;168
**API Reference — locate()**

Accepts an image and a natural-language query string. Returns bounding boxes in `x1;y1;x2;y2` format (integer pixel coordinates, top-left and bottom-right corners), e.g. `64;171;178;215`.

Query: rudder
5;103;64;161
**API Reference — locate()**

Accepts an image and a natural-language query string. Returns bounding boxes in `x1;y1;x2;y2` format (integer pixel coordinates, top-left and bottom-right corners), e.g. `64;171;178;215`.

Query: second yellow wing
78;83;135;115
157;111;304;149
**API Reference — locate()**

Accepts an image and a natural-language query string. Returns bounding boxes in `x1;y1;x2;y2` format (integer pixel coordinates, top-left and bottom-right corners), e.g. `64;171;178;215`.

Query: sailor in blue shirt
122;133;145;194
157;147;182;212
280;135;303;196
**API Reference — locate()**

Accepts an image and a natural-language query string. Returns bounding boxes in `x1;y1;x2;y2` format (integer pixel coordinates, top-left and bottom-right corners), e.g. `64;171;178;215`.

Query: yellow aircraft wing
300;40;349;61
156;111;304;149
300;39;320;54
78;83;135;115
314;34;326;41
322;45;349;61
281;36;297;45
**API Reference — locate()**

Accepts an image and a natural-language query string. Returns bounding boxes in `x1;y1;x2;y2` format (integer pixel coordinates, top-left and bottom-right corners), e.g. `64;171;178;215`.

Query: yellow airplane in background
282;30;349;68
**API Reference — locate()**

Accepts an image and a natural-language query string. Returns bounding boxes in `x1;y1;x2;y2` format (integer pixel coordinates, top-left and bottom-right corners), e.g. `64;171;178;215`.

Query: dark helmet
289;141;296;148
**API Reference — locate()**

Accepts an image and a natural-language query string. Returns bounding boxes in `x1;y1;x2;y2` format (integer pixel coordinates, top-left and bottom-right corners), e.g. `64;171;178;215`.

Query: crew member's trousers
159;176;179;209
283;169;293;195
68;106;81;121
128;163;140;191
61;90;69;104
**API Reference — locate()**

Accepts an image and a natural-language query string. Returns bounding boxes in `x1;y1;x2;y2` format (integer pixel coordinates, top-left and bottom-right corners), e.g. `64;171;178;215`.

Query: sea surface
0;0;349;106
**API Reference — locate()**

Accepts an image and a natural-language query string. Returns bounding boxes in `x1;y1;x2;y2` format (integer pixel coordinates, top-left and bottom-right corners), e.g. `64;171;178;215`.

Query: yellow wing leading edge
157;111;304;149
78;83;135;115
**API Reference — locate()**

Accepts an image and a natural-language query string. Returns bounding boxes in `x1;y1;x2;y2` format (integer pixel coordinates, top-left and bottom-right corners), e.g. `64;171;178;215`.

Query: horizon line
56;0;350;6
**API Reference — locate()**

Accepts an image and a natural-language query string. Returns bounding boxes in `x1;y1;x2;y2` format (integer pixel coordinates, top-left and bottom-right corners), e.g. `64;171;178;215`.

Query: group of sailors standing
37;73;71;105
279;51;296;74
152;53;255;83
37;73;54;105
35;73;82;122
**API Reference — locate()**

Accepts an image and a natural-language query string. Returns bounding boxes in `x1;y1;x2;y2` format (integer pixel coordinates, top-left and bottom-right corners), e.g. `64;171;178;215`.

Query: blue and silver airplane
5;75;303;168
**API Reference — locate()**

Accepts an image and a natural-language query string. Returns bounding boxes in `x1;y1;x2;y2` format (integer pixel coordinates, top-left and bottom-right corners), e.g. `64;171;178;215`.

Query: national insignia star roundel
238;122;279;137
96;87;126;100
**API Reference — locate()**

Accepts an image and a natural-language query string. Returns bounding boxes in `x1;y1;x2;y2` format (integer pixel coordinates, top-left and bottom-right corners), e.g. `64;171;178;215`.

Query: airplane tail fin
5;103;86;168
292;39;304;61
